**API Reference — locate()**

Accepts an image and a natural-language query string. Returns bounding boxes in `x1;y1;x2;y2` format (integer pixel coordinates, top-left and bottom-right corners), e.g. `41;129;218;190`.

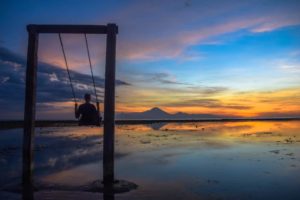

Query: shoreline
1;118;300;129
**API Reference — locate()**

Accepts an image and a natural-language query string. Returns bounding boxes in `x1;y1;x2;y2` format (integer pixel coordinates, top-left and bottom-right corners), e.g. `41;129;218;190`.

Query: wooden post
103;23;117;185
23;26;38;200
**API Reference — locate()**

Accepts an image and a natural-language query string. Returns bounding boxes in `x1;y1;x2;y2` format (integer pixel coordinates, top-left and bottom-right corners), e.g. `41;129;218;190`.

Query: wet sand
0;121;300;199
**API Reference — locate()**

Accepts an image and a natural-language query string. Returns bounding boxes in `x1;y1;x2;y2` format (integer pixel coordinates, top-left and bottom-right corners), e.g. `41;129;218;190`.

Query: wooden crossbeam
27;24;118;34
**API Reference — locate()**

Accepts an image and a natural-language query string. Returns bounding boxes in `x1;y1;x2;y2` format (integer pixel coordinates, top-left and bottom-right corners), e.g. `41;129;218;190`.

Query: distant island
116;107;225;120
1;107;299;129
117;107;300;120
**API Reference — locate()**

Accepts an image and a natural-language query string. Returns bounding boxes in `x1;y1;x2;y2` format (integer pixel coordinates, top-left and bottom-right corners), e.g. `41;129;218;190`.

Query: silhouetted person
75;93;100;126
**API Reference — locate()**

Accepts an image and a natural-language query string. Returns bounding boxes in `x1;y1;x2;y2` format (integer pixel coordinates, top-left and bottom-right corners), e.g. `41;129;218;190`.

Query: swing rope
58;33;77;104
84;34;100;108
58;33;101;118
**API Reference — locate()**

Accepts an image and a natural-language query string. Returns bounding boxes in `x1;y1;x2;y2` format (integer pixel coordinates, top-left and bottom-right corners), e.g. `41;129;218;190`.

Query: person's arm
92;104;98;115
95;102;102;126
92;104;101;126
96;102;100;112
75;103;80;119
92;104;98;117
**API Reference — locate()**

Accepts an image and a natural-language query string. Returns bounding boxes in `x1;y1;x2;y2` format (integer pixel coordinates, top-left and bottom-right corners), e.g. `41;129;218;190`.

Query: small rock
286;153;294;156
270;150;280;154
140;139;151;144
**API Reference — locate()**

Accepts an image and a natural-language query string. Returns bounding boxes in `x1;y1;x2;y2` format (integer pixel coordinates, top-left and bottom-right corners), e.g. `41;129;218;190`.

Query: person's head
84;93;91;103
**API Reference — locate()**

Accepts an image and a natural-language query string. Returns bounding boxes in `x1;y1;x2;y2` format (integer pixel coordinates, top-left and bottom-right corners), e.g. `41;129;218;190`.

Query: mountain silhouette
116;107;223;120
142;107;170;118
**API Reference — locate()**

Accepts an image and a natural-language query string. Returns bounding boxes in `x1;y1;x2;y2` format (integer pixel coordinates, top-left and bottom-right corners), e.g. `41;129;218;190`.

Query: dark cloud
187;86;228;95
149;72;190;85
258;111;300;118
184;0;192;7
0;47;129;119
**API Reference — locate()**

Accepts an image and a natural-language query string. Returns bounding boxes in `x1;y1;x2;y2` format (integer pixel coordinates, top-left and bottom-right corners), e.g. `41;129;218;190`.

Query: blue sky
0;0;300;119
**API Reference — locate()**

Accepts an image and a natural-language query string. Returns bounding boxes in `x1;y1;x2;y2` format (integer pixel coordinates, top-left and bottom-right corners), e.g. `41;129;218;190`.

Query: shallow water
0;121;300;200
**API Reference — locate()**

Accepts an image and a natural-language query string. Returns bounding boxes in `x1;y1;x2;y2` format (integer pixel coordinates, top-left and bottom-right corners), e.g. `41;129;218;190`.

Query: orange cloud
115;86;300;118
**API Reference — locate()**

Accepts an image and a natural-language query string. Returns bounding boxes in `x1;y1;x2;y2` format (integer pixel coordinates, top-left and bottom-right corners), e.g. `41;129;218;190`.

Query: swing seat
78;111;102;126
79;120;101;126
78;116;102;126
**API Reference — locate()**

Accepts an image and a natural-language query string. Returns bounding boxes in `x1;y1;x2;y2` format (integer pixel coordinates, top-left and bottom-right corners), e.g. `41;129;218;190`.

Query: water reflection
146;122;168;130
0;121;300;199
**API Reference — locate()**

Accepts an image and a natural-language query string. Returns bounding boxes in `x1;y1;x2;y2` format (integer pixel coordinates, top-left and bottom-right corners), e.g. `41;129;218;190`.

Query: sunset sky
0;0;300;119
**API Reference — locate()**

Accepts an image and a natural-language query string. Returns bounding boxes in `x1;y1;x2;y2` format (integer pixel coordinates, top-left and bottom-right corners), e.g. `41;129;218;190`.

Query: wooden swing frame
23;24;118;200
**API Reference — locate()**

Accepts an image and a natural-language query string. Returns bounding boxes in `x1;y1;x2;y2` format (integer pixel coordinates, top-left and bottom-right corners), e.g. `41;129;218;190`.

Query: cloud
163;98;252;110
116;84;300;117
37;34;107;73
149;72;190;85
0;47;129;119
272;57;300;73
187;86;228;95
0;76;10;84
290;50;300;57
125;71;194;86
278;64;300;73
258;111;300;118
5;0;298;68
114;0;300;61
250;7;300;32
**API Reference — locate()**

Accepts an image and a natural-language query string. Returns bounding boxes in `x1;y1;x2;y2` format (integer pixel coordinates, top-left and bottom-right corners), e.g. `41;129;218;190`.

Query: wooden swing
23;24;118;200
